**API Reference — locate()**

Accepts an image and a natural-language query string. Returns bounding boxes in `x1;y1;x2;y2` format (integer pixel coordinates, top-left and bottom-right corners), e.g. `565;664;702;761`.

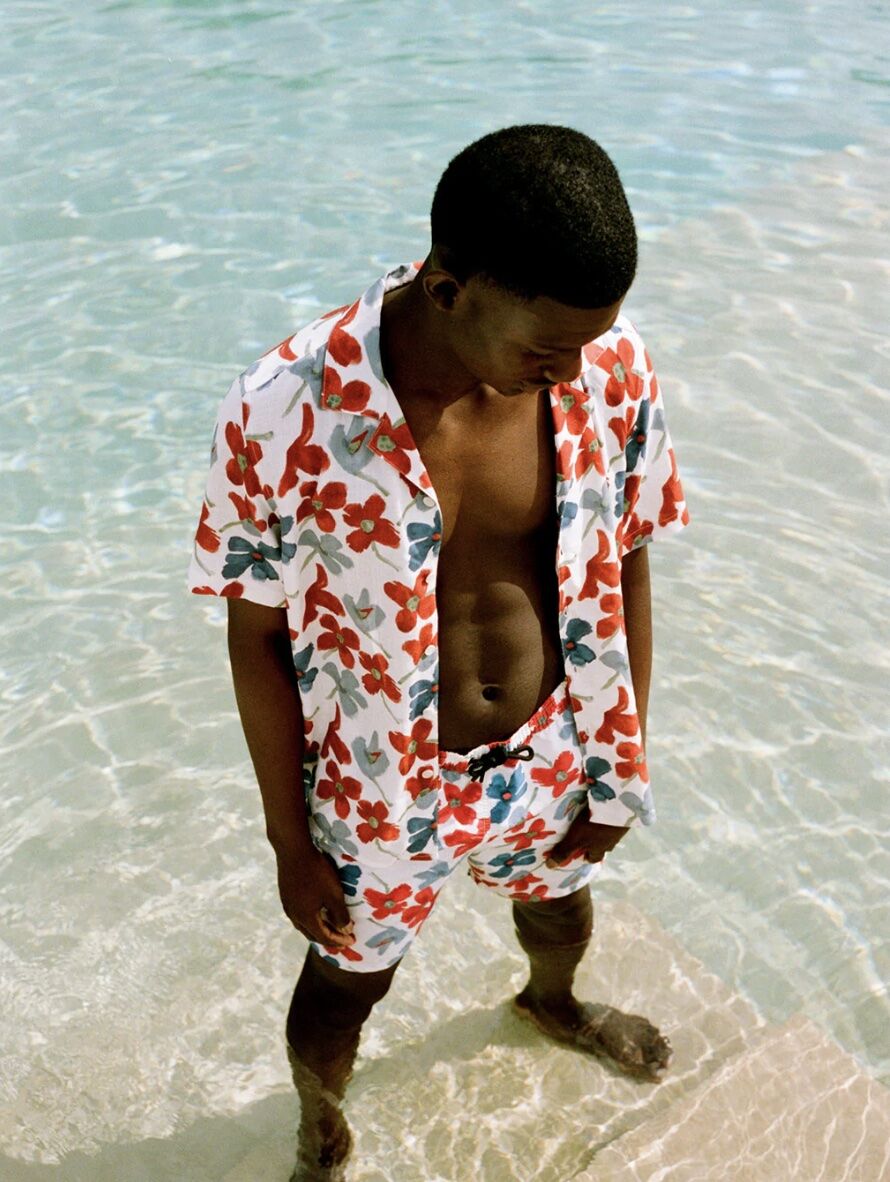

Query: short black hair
430;124;637;308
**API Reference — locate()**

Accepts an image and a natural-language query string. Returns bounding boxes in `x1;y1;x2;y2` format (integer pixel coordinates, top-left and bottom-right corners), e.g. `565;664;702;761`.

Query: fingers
317;906;356;946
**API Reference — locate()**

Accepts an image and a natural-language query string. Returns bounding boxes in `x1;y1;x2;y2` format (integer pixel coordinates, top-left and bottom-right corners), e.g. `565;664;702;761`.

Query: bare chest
400;389;557;549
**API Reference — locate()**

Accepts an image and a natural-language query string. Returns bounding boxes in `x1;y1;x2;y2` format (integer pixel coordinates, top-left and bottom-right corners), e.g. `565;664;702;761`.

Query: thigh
307;849;457;973
466;785;604;902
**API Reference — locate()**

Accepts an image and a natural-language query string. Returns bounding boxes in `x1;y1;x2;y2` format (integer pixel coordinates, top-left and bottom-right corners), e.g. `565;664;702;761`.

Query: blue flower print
486;770;527;824
625;398;650;473
584;755;617;802
297;529;355;575
407;511;442;571
222;536;283;581
414;860;452;889
558;500;578;532
408;677;438;720
292;643;318;692
337;862;362;897
407;813;437;854
620;788;657;826
310;813;359;858
345;588;385;633
367;926;410;956
559;862;595;892
562;618;596;668
322;663;367;718
329;419;374;476
352;732;390;779
554;790;587;821
485;849;537;879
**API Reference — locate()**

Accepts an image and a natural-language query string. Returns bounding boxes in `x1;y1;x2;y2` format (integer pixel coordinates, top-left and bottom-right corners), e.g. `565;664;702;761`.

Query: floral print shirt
188;261;691;866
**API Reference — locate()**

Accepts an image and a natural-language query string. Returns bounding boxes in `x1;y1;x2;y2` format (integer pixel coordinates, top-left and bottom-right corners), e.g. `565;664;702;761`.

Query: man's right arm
226;598;313;856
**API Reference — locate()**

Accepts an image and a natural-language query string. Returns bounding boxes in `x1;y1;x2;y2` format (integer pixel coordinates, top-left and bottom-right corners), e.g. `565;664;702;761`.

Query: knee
286;950;399;1042
513;886;593;942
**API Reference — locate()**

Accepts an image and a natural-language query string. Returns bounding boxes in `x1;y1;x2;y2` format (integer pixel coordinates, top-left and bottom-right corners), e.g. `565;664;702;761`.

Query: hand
275;844;356;948
544;799;630;867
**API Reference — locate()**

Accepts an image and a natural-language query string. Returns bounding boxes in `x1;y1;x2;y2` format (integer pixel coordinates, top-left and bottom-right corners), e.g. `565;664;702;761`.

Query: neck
380;275;483;408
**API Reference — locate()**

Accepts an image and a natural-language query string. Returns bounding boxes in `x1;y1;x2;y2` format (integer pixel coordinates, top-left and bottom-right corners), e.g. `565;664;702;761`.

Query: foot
512;988;672;1081
290;1106;352;1182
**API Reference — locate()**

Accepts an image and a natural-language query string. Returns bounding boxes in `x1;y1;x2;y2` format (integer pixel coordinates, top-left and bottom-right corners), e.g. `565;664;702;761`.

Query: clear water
1;0;888;1176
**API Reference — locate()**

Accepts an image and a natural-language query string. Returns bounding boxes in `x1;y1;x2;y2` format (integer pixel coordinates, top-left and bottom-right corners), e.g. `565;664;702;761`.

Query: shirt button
421;494;435;509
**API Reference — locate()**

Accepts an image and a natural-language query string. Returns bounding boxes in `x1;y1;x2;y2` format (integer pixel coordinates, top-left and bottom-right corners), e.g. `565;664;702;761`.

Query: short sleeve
618;344;691;559
186;376;290;608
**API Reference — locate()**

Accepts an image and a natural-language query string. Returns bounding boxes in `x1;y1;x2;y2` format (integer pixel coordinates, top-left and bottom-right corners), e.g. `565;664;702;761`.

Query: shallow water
1;0;888;1176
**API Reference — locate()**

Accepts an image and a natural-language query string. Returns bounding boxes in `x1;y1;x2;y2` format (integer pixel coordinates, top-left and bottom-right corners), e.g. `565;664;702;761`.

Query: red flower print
402;886;436;929
277;336;297;361
608;406;637;451
659;448;686;528
443;828;486;858
503;816;557;851
315;760;362;819
297;479;347;533
553;439;574;483
316;612;361;668
363;882;412;920
327;310;363;366
507;874;549;903
384;571;435;633
551;383;590;435
322;941;363;962
595;592;625;640
228;491;266;533
438;780;482;825
224;419;263;497
402;622;436;663
321;704;351;765
530;751;581;798
358;651;401;702
279;402;330;497
579;530;621;601
595;687;639;745
597;337;644;407
405;766;437;801
320;365;371;414
355;800;400;844
615;740;649;783
343;493;400;552
195;502;220;552
557;564;574;614
302;564;345;630
388;717;437;775
574;425;605;479
368;414;416;477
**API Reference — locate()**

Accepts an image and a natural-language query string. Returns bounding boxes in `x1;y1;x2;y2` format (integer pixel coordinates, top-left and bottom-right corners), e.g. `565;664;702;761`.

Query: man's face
446;274;624;396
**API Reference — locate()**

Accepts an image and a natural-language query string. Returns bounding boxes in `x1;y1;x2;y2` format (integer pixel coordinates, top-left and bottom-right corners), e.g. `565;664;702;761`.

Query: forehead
480;282;622;347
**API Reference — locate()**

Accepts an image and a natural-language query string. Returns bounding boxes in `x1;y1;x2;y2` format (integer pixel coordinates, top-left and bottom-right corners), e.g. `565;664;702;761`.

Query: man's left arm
621;543;652;751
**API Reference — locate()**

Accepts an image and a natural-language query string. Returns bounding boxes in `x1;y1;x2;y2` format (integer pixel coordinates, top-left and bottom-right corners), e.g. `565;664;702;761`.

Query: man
188;124;690;1180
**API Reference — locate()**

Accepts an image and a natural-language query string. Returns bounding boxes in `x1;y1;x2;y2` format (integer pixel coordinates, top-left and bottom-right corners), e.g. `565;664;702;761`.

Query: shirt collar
320;260;422;424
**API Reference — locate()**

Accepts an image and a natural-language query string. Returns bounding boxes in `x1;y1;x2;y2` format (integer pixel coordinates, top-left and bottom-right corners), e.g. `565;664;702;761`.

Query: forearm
621;544;653;749
228;627;312;857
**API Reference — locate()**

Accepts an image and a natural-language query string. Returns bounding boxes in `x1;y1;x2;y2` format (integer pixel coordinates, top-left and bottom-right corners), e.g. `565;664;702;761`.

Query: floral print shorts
309;676;603;972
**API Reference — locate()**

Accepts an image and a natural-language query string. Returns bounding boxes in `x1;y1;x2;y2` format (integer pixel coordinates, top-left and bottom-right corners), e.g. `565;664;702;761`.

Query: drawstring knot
466;742;535;781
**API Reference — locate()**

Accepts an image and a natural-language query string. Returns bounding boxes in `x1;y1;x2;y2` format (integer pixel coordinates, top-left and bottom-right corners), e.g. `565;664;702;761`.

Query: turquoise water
1;1;888;1176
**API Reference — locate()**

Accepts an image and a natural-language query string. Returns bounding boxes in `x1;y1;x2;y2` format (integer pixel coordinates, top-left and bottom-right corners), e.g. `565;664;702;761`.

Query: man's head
430;123;637;309
413;125;635;396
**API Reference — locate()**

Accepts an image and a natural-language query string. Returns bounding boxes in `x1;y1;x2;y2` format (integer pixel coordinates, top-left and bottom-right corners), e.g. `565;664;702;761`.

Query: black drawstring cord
466;742;535;781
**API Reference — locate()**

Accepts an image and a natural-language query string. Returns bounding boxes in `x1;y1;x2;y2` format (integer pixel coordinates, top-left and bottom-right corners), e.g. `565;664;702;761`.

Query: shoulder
231;301;351;427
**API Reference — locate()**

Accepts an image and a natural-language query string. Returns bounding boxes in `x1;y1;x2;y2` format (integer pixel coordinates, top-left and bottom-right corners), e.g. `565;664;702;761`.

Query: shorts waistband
438;677;571;772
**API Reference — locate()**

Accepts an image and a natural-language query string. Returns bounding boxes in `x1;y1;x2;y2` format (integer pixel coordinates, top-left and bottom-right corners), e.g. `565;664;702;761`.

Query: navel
481;685;500;702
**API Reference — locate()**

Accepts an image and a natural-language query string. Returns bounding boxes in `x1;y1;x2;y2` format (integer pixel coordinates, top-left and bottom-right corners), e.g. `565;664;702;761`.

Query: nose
543;352;583;386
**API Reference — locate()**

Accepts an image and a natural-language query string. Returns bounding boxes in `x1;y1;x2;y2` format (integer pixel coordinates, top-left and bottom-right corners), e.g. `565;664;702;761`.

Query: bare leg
285;947;400;1180
512;886;672;1080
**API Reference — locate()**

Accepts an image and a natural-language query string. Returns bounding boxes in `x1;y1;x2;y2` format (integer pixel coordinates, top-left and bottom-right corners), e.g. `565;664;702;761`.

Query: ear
421;269;464;313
